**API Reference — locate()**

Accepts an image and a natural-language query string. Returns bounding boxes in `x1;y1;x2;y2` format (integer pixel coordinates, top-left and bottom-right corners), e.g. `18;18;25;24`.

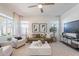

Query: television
64;20;79;33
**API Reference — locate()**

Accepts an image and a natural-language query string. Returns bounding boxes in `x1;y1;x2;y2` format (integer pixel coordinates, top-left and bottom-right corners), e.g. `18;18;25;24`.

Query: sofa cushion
11;38;18;47
32;34;47;38
40;34;47;38
66;33;77;38
32;34;40;38
0;41;11;47
11;38;18;44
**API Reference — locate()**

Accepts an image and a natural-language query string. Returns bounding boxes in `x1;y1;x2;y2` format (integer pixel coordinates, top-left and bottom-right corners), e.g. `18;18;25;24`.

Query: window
0;15;13;36
20;21;28;36
6;18;13;35
0;16;4;36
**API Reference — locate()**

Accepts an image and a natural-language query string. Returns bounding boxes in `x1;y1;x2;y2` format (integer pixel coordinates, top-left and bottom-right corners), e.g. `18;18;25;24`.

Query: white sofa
0;45;13;56
61;33;77;45
13;38;26;48
0;37;27;48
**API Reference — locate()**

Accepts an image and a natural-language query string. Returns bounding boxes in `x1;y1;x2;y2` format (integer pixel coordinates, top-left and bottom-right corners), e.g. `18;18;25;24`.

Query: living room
1;3;79;56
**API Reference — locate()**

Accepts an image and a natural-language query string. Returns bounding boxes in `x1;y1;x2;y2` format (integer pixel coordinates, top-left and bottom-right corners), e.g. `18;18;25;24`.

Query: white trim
0;13;13;19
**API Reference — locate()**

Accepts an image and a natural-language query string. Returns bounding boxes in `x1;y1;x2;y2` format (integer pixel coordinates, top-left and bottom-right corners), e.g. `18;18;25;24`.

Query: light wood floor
12;42;79;56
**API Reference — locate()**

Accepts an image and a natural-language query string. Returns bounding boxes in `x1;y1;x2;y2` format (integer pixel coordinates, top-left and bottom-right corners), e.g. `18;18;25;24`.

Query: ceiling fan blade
42;3;55;5
40;8;43;13
28;5;37;8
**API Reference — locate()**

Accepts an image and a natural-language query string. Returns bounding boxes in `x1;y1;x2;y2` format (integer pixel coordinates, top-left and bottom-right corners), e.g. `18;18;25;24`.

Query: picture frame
32;23;40;33
40;23;47;33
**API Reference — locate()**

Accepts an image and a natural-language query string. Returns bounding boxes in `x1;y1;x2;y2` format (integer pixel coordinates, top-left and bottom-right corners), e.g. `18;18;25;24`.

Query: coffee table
28;41;51;56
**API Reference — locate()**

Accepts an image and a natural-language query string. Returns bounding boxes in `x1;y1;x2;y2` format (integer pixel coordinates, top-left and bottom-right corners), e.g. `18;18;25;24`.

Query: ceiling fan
28;3;55;13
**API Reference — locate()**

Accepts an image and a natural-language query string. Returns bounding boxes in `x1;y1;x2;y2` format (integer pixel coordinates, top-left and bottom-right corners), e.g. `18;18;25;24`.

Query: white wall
0;4;60;40
61;4;79;33
0;5;21;42
0;5;13;42
23;16;60;40
0;4;13;17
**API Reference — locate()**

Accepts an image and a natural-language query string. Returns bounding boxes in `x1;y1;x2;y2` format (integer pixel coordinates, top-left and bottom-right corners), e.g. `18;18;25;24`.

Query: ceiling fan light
38;4;42;8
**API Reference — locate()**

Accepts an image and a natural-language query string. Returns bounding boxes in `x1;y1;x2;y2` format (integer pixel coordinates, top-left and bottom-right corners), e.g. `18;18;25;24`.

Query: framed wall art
40;23;47;33
32;23;40;33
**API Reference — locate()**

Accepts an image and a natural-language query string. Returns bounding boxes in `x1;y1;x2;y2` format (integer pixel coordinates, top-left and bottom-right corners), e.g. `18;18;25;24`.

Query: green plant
50;26;56;33
50;24;57;37
50;24;57;32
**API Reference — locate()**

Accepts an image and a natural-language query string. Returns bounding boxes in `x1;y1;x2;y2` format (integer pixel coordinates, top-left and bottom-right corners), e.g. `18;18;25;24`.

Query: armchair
0;45;13;56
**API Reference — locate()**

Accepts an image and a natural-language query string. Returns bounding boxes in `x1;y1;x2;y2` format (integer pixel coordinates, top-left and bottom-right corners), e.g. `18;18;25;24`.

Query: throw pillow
15;37;22;40
12;38;18;43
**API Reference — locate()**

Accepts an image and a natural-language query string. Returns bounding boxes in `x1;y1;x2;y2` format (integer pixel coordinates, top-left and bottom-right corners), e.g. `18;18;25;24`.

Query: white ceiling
0;3;77;17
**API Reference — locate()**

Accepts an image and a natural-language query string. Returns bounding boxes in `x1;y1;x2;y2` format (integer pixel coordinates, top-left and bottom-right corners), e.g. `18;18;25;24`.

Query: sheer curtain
20;21;28;37
0;16;13;36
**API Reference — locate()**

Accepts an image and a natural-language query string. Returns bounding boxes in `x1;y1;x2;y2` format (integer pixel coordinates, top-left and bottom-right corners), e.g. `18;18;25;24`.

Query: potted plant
50;24;57;42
